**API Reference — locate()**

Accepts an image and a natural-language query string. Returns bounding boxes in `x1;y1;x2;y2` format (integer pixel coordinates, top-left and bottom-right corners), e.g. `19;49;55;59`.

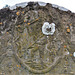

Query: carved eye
42;22;55;35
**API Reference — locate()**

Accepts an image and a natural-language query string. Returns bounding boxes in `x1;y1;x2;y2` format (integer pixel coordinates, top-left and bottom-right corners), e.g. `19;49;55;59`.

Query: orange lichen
24;20;26;22
28;23;30;25
64;45;67;48
69;23;72;26
70;54;72;56
18;25;21;27
19;65;21;67
0;22;2;25
6;32;9;34
67;28;70;32
36;17;40;21
17;69;19;71
16;12;20;16
16;65;18;67
36;18;39;21
22;11;24;14
18;29;21;32
25;33;26;36
65;61;68;64
67;27;69;28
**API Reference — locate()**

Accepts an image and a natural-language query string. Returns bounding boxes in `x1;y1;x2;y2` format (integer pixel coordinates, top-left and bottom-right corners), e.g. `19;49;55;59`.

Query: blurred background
0;0;75;13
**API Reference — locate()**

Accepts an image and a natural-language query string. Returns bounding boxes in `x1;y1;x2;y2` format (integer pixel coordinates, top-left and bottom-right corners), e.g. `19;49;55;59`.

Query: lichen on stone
52;4;69;11
42;22;55;35
38;2;47;6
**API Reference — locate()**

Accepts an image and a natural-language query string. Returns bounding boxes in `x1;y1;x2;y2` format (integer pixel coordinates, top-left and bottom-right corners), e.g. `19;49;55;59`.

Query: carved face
13;4;71;73
0;2;75;75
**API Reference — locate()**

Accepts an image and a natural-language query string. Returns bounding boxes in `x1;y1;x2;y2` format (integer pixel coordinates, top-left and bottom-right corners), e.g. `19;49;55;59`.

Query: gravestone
0;2;75;75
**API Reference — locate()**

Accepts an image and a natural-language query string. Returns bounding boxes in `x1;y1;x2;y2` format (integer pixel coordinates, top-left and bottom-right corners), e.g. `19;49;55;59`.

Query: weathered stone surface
0;2;75;75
